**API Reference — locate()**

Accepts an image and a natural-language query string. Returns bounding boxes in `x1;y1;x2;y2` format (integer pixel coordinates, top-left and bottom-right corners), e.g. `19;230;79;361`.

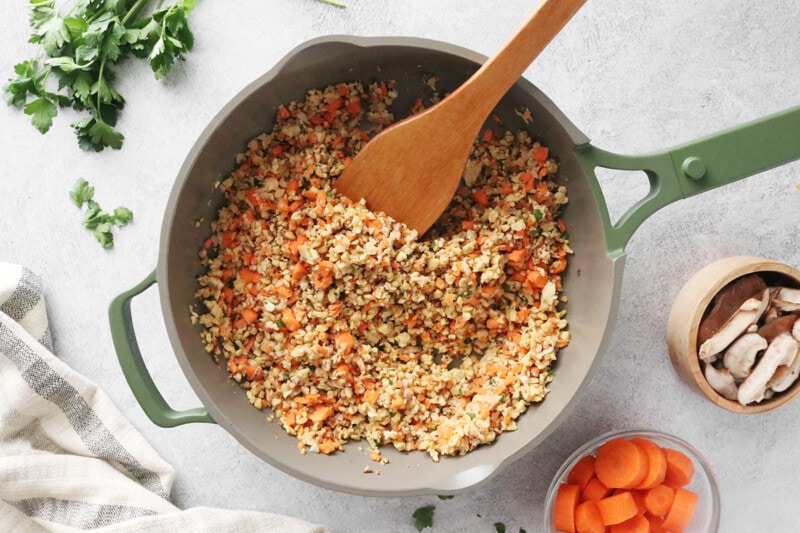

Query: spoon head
334;102;479;235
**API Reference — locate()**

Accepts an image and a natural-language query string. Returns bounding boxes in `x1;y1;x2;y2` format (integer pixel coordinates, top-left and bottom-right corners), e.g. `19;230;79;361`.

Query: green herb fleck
494;523;506;533
467;412;476;420
413;505;435;532
276;320;286;328
70;178;132;248
437;495;454;500
533;208;544;222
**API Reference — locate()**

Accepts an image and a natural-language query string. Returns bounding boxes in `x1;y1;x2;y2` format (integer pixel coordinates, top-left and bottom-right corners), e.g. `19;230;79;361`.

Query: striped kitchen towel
0;264;330;533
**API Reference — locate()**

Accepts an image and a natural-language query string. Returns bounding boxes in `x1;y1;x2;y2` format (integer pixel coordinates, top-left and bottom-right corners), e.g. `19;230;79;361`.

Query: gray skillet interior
158;35;621;496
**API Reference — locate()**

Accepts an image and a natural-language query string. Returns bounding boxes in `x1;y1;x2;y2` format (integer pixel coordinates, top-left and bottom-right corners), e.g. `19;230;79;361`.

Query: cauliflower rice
192;79;571;460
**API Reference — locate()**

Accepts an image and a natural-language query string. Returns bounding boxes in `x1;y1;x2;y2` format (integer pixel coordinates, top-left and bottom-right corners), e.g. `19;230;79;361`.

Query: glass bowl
543;429;720;532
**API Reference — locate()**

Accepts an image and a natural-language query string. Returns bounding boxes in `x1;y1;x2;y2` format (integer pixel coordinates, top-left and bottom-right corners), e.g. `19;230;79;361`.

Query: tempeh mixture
192;79;571;460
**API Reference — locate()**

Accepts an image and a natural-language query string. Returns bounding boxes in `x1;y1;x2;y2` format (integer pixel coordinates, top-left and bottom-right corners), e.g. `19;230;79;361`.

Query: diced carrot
554;483;581;533
506;249;527;264
482;129;494;142
318;440;337;455
274;284;293;299
535;181;549;203
557;218;567;234
518;171;534;192
286;178;300;195
345;100;362;114
644;484;675;517
663;448;695;487
244;365;263;381
596;491;639;526
309;405;334;422
329;300;343;317
241;251;254;264
631;437;667;490
277;106;291;120
335;331;355;355
581;476;612;502
567;455;597;490
533;145;549;162
609;512;649;533
290;262;309;282
312;260;335;290
461;219;476;230
500;181;515;196
595;438;649;489
574;500;605;533
222;230;237;248
661;487;698;532
239;268;261;285
282;308;301;332
526;270;549;289
336;84;350;95
473;189;489;206
240;307;258;325
364;389;379;404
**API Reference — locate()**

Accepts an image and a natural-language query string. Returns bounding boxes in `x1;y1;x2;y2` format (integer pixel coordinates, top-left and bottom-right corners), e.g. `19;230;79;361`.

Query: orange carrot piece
239;268;261;285
473;189;489;206
290;262;309;282
645;514;667;533
567;455;597;490
518;171;534;192
631;438;667;490
335;331;355;355
554;483;581;533
596;491;639;526
661;487;698;532
282;308;301;332
506;249;527;264
240;307;258;325
309;405;334;422
581;476;612;502
574;500;605;533
644;484;675;518
663;448;695;487
312;260;335;290
595;438;649;489
609;513;649;533
533;145;549;162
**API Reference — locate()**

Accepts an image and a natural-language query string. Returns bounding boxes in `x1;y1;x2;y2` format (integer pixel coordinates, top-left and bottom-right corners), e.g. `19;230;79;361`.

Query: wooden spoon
334;0;588;235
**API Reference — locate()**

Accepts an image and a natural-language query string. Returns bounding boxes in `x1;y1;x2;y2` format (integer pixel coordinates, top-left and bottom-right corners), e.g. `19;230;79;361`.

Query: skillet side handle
109;270;215;427
576;105;800;258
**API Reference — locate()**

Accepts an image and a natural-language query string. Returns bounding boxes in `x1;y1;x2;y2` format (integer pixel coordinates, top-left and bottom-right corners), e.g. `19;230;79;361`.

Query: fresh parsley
5;0;198;151
70;178;133;248
412;505;435;531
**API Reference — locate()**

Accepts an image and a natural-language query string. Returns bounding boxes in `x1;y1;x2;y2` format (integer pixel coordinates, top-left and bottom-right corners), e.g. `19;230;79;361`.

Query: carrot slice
574;500;605;533
554;483;581;533
609;512;649;533
596;491;639;526
567;455;597;490
595;438;649;489
581;476;612;502
645;513;667;533
631;437;667;490
644;484;675;517
663;448;695;487
661;487;698;532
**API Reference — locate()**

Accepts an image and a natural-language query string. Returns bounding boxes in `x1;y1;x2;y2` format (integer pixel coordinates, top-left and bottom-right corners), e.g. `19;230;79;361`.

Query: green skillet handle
109;270;215;427
575;105;800;258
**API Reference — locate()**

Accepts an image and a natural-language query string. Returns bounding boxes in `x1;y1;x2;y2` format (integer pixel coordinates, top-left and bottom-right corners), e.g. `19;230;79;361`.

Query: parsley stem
122;0;153;25
316;0;346;7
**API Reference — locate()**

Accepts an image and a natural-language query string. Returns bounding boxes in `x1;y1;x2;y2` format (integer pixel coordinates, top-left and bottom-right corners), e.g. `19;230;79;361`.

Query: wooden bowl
667;256;800;414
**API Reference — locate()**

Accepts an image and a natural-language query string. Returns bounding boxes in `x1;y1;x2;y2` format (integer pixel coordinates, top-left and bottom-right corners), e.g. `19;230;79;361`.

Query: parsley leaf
24;96;58;133
494;523;506;533
412;505;435;532
71;178;133;248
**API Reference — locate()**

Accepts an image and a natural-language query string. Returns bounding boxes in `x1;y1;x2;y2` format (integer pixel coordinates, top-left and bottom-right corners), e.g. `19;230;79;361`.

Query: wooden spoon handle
448;0;587;124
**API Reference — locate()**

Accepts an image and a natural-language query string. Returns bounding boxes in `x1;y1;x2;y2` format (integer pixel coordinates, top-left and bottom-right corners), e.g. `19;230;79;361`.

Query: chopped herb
467;412;476;420
281;373;290;381
437;495;454;500
413;505;435;531
6;0;199;151
276;320;286;328
70;178;132;248
533;208;544;222
494;523;506;533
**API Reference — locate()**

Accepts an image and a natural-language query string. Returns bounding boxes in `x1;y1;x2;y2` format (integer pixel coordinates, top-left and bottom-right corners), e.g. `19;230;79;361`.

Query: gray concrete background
2;1;799;531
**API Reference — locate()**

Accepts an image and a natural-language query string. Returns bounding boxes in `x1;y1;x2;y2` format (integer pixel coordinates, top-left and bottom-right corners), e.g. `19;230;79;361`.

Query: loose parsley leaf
412;505;435;531
494;523;506;533
437;495;454;500
71;178;133;248
24;96;58;133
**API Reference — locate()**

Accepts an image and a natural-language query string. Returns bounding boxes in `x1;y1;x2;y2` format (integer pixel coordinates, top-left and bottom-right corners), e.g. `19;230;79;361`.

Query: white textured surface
2;1;799;531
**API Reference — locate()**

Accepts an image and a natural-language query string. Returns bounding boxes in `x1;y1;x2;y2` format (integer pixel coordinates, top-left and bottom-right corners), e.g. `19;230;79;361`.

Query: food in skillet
192;79;571;460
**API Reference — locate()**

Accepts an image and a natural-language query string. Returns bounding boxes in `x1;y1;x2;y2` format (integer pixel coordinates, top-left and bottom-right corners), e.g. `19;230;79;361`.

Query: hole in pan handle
575;105;800;259
108;269;215;427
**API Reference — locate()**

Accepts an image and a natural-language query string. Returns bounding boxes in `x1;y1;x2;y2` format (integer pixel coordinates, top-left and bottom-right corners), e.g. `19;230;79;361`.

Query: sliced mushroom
698;274;767;345
767;348;800;393
793;317;800;343
738;332;800;405
698;289;770;361
703;364;739;401
770;287;800;313
723;333;767;380
757;314;797;343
